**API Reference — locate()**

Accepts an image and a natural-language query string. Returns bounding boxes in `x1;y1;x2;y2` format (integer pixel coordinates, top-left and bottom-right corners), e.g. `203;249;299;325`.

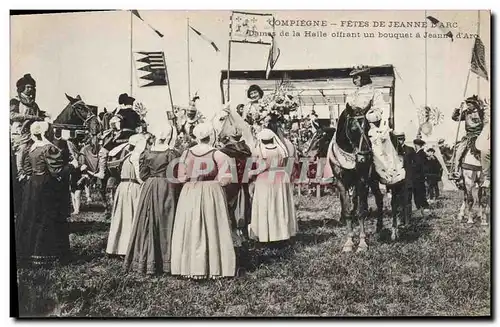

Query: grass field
15;190;491;317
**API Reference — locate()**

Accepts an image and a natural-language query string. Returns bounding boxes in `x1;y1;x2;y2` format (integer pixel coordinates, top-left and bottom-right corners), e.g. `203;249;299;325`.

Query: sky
10;10;490;143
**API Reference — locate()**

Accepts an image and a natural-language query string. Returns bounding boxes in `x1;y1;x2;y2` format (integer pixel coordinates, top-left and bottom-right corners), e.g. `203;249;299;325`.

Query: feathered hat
349;65;370;76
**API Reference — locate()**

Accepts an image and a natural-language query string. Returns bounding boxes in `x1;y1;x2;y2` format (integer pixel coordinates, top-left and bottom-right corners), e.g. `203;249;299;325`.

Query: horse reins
346;115;372;155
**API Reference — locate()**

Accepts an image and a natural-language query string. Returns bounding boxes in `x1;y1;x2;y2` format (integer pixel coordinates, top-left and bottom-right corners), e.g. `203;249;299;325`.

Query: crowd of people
11;66;490;279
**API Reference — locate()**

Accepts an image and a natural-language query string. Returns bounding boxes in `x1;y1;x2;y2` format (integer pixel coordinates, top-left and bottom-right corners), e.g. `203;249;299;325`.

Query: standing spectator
389;131;416;225
171;123;237;279
107;134;146;256
413;139;430;215
16;122;74;267
425;148;443;203
248;128;297;245
124;125;180;275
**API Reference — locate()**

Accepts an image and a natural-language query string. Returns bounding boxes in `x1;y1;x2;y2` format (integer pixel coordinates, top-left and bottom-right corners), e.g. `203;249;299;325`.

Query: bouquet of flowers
259;83;300;117
417;105;444;127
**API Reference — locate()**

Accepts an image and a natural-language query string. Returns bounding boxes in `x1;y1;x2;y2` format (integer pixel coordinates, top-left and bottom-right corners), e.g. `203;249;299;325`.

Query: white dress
106;156;141;255
171;145;236;279
248;143;297;243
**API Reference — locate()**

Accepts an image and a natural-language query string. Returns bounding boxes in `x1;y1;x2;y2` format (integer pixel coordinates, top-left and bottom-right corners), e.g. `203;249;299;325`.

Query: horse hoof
467;219;474;225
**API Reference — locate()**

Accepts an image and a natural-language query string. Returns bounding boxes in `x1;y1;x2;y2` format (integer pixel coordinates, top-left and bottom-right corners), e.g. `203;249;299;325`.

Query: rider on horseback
11;74;48;181
449;95;485;181
346;65;405;185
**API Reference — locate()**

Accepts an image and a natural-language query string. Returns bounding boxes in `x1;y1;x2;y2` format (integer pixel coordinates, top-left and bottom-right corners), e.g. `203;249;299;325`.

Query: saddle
326;108;359;170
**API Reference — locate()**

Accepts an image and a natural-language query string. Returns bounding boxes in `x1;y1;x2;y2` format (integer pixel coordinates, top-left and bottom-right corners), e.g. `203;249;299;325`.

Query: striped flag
134;51;168;87
470;37;489;81
426;16;454;41
131;10;164;38
189;25;220;52
265;35;280;79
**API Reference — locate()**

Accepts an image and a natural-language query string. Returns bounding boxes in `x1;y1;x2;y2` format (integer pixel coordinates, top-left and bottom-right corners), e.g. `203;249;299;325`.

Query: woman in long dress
16;121;74;266
248;128;297;244
124;125;180;275
171;123;237;279
106;134;147;256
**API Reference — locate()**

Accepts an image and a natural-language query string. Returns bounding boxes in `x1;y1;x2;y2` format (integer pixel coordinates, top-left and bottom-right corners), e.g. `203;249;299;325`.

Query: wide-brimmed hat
349;65;370;76
118;93;136;106
393;130;405;137
413;138;426;146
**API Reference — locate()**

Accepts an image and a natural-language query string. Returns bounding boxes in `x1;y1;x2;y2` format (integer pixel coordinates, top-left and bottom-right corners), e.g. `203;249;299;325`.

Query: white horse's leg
479;186;489;226
464;170;476;224
458;200;466;222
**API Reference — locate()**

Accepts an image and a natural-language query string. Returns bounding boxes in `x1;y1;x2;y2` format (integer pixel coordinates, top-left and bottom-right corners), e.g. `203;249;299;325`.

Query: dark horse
307;101;389;252
54;94;111;211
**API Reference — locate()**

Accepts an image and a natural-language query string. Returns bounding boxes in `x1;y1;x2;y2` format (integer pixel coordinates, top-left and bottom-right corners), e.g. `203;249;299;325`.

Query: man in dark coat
390;131;416;225
425;148;443;201
219;128;252;276
413;138;430;214
113;93;141;139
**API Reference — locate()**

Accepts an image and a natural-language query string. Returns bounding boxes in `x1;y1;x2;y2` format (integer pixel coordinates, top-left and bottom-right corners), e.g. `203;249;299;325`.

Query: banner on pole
230;11;274;44
470;37;489;81
134;51;168;87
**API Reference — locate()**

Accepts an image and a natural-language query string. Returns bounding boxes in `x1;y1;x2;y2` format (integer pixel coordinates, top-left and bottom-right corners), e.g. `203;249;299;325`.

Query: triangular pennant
134;51;168;87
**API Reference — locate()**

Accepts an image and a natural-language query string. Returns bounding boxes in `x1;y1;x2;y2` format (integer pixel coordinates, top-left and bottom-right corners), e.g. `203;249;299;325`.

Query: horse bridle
346;114;372;156
71;100;97;124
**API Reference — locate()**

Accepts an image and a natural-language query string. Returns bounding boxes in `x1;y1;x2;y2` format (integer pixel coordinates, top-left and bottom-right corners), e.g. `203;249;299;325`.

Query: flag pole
187;16;191;101
227;40;232;103
226;12;233;103
477;10;481;97
130;10;133;96
162;52;175;112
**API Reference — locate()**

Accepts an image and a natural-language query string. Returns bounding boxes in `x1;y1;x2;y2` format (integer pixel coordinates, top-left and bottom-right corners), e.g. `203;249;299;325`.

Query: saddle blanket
326;128;405;185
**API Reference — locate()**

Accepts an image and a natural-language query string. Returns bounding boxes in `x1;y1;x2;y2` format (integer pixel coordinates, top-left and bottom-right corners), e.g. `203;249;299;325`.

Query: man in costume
475;98;490;188
449;95;485;181
113;93;142;140
180;100;205;144
11;74;47;178
10;74;48;215
346;65;405;185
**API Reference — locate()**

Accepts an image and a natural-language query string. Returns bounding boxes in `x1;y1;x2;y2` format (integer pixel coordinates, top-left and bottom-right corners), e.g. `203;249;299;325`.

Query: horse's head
343;102;372;163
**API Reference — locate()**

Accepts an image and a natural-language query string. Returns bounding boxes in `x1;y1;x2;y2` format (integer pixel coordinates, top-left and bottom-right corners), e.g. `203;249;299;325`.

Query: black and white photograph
9;9;491;317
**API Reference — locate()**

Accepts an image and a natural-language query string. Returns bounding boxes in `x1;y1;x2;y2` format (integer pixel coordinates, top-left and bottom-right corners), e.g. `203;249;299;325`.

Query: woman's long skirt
106;181;141;255
248;181;297;243
123;177;177;275
16;175;70;266
171;181;236;279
